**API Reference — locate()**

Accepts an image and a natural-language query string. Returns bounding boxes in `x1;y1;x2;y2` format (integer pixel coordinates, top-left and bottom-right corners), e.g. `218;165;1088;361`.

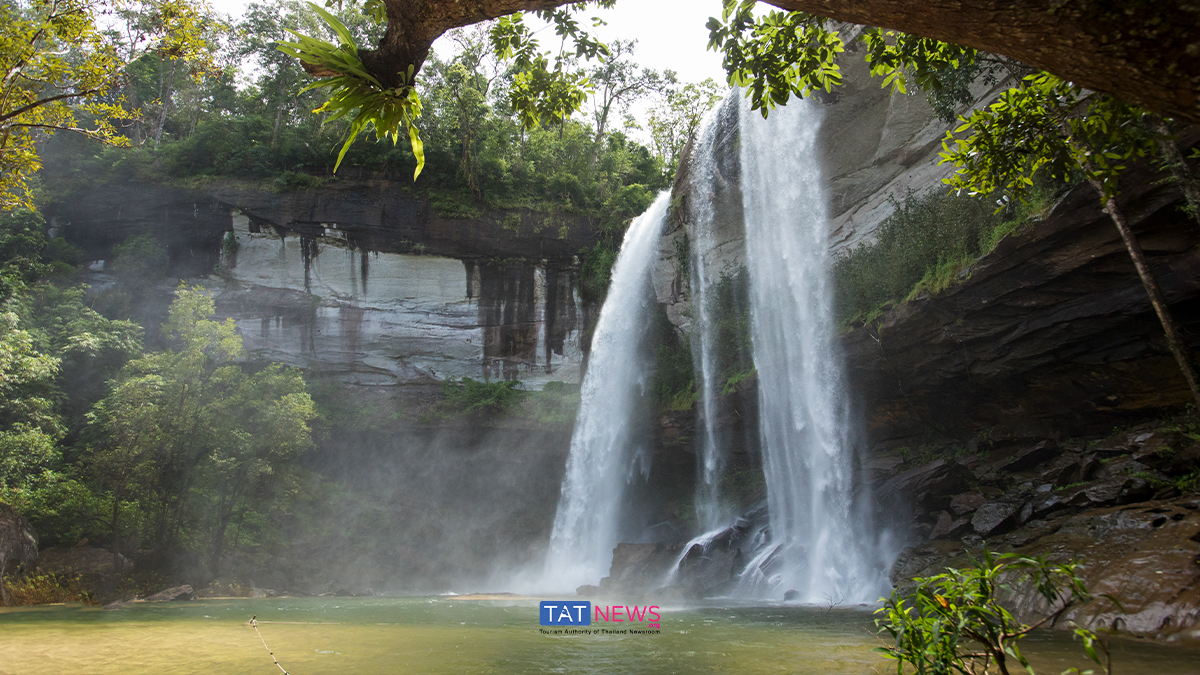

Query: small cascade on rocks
542;192;671;592
735;94;885;603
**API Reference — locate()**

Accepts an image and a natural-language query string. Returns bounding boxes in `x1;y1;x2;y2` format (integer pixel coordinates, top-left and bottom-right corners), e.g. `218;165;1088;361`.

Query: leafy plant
706;2;844;114
1;572;93;606
277;2;425;178
876;550;1111;675
426;377;522;419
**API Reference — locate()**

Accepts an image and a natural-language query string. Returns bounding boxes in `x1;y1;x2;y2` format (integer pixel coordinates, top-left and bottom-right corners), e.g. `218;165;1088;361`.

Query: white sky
208;0;727;86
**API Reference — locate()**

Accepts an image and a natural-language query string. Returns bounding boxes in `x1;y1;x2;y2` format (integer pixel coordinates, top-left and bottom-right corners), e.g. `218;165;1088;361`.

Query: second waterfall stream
735;95;888;602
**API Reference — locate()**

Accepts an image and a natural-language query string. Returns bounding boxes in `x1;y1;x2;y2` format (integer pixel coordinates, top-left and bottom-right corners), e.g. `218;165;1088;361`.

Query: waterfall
736;95;884;603
687;104;730;530
542;192;670;592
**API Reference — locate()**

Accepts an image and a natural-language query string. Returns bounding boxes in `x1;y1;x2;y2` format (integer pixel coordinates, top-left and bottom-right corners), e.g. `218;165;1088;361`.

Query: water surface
2;597;1197;675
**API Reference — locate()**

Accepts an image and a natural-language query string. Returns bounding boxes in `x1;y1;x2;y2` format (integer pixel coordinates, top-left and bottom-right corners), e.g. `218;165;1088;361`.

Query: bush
876;550;1111;675
833;180;1063;328
428;377;523;419
2;573;93;606
833;189;999;326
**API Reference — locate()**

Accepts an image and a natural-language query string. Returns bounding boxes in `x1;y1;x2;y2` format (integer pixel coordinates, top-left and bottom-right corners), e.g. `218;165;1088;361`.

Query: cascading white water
687;105;730;531
542;191;670;592
736;95;884;603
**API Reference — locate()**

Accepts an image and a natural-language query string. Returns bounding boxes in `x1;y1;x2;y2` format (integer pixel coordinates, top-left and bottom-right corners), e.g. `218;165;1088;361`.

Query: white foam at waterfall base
737;95;890;603
541;191;671;593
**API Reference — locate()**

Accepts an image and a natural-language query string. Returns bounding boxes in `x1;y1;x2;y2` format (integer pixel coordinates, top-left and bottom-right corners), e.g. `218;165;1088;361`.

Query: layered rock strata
51;178;593;388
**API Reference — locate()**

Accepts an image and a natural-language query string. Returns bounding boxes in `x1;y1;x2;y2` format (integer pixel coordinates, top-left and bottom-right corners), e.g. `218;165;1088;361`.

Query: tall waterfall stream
735;95;887;602
542;192;671;592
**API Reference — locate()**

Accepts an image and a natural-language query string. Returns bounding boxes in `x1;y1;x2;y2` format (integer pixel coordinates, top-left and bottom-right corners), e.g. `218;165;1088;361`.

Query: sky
208;0;728;86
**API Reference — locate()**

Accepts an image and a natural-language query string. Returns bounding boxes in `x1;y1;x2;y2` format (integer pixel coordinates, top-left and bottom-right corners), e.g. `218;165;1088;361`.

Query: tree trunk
272;77;289;148
154;59;178;149
110;493;122;572
1090;179;1200;409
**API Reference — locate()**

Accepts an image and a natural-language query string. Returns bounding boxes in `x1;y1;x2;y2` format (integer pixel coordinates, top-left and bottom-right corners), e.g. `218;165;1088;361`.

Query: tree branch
358;0;1198;123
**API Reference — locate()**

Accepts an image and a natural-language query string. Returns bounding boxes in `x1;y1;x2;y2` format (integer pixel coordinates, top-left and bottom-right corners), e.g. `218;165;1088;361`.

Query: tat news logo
539;601;661;632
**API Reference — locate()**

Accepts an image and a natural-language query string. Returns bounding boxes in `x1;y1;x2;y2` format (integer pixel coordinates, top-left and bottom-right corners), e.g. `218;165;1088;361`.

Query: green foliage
278;2;425;178
489;3;614;129
514;381;582;425
0;310;62;441
0;209;53;302
577;181;657;303
428;377;523;419
645;79;724;174
86;285;316;572
876;550;1110;675
941;73;1157;205
1;572;93;605
831;185;1060;327
422;377;581;424
706;1;843;114
0;424;60;492
0;0;221;209
110;232;168;281
860;29;1017;124
650;342;695;412
709;266;754;394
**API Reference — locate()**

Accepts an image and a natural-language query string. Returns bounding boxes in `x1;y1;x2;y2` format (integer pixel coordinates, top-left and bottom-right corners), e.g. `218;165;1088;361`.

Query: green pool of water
2;597;1197;675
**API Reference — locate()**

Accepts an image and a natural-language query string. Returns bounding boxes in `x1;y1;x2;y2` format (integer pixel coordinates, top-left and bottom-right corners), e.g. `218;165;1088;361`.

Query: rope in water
248;616;290;675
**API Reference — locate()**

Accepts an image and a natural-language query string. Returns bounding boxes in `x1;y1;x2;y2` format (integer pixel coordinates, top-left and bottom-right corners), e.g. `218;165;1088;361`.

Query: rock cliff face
843;167;1200;447
52;178;593;388
637;41;1200;639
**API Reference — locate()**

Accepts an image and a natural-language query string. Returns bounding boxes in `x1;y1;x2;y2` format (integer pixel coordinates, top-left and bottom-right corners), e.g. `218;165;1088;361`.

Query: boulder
0;504;38;604
603;543;682;595
37;546;126;576
145;585;194;602
949;492;988;516
971;502;1021;537
575;585;599;598
998;441;1060;473
676;546;740;595
1135;433;1200;476
930;511;971;539
878;459;974;512
653;585;702;603
1063;476;1156;508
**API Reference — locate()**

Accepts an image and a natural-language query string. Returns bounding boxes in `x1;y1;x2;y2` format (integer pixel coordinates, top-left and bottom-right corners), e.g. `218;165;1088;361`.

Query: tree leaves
277;2;425;178
875;551;1107;675
0;0;221;209
706;0;843;115
940;73;1156;206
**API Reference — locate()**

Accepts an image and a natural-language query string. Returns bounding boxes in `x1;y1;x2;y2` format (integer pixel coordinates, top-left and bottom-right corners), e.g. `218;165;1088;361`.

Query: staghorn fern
276;2;425;179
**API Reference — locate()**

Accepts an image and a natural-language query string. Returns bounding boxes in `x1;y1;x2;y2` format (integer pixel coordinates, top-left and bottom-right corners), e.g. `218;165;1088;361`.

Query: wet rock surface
36;546;126;577
878;420;1200;640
